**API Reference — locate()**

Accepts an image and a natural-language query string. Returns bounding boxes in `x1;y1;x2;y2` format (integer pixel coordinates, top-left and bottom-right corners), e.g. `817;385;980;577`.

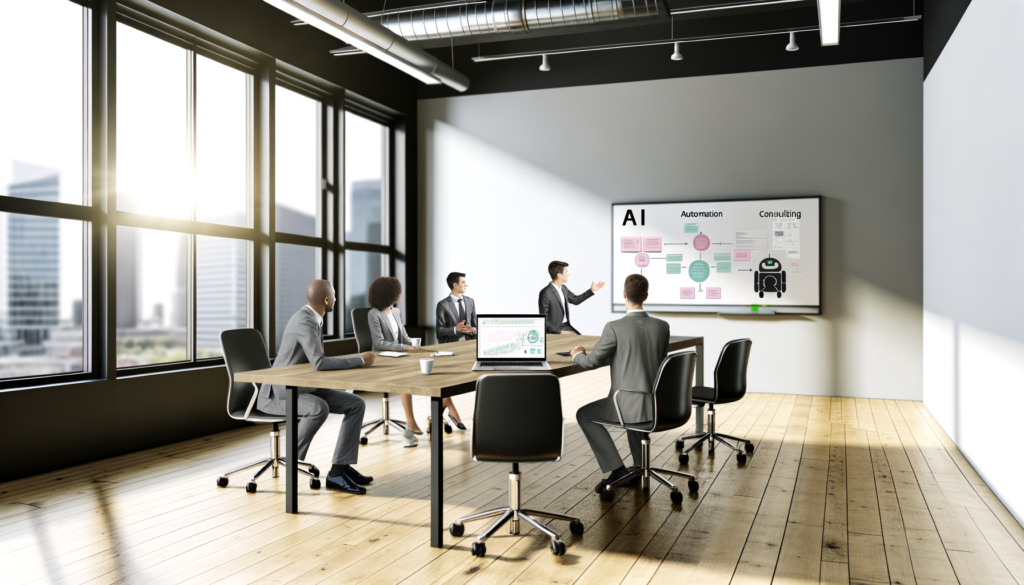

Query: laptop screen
476;315;547;360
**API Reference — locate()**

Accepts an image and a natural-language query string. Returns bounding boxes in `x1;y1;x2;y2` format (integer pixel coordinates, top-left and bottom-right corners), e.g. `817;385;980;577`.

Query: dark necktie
458;298;467;324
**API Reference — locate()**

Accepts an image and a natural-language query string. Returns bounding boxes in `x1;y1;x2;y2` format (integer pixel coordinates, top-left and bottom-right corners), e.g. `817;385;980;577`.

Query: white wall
419;58;923;399
924;0;1024;525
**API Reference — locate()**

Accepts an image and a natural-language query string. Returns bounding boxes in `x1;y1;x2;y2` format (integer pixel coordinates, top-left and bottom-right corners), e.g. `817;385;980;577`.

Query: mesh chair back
472;373;563;462
651;350;697;433
220;329;273;421
713;339;752;403
351;308;372;353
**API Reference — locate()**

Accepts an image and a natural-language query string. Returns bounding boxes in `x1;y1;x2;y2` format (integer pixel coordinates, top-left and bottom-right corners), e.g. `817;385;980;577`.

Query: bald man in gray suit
571;274;670;491
257;280;376;495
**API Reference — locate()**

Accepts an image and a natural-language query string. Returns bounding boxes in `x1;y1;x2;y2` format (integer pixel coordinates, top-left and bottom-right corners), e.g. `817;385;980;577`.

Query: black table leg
286;385;298;514
430;396;444;547
695;343;705;433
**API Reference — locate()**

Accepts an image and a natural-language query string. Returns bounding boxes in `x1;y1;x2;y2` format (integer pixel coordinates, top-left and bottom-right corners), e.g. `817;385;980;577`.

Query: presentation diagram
479;319;545;357
611;197;820;314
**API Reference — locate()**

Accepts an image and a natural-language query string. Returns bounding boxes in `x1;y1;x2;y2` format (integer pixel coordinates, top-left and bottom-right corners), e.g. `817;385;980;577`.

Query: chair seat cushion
693;385;716;402
229;407;285;423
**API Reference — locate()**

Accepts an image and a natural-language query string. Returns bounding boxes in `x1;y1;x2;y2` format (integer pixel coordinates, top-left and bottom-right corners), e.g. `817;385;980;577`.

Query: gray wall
419;58;924;399
924;0;1024;524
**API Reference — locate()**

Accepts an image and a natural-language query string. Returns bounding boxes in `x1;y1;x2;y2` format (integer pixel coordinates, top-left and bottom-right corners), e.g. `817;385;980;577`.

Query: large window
345;113;387;245
0;0;89;383
115;22;253;371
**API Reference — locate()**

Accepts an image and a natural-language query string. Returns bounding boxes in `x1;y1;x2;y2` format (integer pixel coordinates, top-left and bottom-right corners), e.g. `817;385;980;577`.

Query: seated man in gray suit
570;274;670;491
435;271;477;344
539;260;605;335
257;280;376;495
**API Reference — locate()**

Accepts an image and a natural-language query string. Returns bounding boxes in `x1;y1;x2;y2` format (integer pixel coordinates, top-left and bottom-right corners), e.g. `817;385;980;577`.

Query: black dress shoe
595;467;635;493
325;473;367;494
448;415;467;431
342;465;373;485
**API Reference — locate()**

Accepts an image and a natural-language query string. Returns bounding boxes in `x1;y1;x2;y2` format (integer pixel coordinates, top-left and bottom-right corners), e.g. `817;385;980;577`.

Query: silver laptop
471;315;552;371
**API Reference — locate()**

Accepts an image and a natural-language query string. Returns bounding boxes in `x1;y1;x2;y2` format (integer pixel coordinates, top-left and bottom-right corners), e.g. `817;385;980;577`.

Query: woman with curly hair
367;276;465;446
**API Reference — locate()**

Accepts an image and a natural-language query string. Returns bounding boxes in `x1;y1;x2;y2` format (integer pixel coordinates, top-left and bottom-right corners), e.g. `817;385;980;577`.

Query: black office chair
676;339;754;465
216;329;320;493
449;373;584;557
351;307;408;444
597;350;700;504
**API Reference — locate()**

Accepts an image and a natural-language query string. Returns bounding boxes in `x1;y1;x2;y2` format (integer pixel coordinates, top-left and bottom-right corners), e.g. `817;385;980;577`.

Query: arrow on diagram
738;269;753;272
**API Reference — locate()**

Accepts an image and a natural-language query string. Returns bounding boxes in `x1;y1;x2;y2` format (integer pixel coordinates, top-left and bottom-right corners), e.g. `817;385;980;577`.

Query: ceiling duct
264;0;470;91
377;0;660;42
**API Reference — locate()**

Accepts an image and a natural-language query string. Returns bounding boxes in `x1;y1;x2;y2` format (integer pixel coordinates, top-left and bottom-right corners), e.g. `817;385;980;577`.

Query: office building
2;1;1021;584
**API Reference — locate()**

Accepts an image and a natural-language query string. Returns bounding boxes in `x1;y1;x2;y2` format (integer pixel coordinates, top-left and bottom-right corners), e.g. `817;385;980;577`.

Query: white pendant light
817;0;840;46
539;54;551;71
786;31;799;51
671;42;683;61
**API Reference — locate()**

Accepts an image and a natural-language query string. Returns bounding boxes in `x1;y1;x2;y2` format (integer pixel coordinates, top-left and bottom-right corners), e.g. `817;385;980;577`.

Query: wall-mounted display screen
612;197;820;314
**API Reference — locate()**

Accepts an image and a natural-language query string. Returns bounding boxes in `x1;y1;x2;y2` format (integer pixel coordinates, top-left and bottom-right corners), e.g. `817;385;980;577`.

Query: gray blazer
573;311;670;424
538;284;594;334
368;306;412;351
435;295;477;344
257;307;365;406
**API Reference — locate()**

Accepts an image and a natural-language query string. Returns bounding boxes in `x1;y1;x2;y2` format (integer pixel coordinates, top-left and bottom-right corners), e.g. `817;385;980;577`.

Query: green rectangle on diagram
714;252;731;261
667;263;682;275
684;223;699;233
667;254;683;262
717;262;731;273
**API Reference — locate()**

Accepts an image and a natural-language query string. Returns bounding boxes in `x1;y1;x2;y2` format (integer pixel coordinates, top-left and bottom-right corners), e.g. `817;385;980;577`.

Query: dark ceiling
153;0;924;101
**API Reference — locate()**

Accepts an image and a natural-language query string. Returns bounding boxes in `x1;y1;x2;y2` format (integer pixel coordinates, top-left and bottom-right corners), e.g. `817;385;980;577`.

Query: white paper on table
378;351;408;357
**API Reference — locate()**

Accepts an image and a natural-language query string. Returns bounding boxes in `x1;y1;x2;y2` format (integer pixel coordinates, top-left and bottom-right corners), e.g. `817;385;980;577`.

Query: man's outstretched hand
361;352;376;366
591;281;606;292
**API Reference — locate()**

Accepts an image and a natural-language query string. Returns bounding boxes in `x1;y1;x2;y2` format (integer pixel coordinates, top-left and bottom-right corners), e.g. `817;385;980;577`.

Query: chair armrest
612;389;656;433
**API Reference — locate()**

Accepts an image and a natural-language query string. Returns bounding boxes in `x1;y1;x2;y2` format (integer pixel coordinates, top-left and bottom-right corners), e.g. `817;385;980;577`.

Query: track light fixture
786;31;799;51
671;42;683;60
539;54;551;71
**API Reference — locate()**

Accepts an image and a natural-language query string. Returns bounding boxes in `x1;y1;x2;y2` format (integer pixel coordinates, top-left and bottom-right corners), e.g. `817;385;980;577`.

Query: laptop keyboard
492;361;542;367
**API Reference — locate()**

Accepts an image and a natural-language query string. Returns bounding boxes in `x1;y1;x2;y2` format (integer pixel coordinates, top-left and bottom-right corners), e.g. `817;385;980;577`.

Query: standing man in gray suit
539;260;605;335
435;272;477;344
570;274;670;491
257;280;376;495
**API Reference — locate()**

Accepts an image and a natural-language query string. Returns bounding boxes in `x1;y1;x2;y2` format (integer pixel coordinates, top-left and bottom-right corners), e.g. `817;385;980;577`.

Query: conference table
234;334;704;548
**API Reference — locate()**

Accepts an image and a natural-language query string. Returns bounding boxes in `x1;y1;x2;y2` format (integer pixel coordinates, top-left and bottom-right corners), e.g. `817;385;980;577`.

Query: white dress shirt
385;310;400;340
550;282;568;323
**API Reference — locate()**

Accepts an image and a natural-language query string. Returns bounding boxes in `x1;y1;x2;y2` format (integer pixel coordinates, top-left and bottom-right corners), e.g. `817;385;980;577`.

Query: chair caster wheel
450;523;465;537
310;467;320;478
676;439;685;450
216;476;229;488
670;490;683;504
444;423;453;434
245;481;257;493
471;542;486;557
745;442;754;453
569;520;584;535
551;540;566;556
359;437;368;446
309;478;321;489
600;488;614;502
679;453;689;466
737;453;747;464
688;479;699;493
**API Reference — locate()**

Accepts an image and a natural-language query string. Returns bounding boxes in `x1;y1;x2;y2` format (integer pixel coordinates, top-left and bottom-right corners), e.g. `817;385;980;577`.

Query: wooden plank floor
2;370;1022;585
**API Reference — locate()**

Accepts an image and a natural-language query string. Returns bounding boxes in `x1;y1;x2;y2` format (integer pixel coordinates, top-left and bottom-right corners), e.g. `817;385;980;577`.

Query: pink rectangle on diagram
621;237;642;252
706;287;722;299
734;250;750;261
680;287;695;300
643;237;662;252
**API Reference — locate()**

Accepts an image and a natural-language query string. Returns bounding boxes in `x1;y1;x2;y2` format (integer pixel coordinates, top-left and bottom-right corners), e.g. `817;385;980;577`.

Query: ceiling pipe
264;0;470;91
377;0;660;42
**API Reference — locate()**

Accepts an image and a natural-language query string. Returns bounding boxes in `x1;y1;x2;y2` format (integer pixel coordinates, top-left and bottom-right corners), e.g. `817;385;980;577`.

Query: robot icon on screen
755;256;786;299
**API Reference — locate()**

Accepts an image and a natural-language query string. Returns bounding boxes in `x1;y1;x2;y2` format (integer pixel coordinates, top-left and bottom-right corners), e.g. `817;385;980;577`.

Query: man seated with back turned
256;280;377;495
570;274;670;491
538;260;605;335
435;271;477;344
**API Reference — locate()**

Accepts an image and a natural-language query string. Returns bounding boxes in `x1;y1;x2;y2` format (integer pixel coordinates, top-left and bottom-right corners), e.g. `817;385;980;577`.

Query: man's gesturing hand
591;281;606;292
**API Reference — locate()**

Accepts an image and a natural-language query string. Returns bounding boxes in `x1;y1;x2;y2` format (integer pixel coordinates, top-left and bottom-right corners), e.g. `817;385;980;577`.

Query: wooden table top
234;335;702;398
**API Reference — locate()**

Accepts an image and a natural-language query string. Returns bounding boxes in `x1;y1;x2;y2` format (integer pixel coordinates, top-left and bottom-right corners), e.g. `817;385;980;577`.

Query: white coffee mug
420;358;434;375
409;337;422;348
